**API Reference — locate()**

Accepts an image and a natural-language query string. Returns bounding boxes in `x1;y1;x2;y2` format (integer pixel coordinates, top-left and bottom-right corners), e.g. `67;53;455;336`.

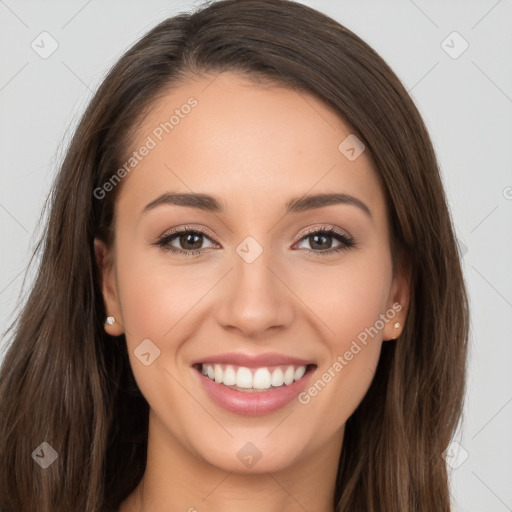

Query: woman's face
96;71;408;474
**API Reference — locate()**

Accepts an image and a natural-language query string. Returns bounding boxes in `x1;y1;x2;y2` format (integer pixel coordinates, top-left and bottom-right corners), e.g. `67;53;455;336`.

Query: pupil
182;233;202;250
311;234;331;250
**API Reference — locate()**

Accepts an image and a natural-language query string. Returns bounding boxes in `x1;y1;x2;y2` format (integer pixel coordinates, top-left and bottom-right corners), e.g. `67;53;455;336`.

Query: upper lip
192;352;316;368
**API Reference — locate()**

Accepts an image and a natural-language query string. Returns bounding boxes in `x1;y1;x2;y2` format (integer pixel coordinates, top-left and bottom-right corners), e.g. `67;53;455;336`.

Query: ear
382;261;410;341
94;237;124;336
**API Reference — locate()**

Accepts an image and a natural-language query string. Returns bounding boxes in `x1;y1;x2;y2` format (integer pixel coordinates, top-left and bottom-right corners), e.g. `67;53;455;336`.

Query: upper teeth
201;364;307;389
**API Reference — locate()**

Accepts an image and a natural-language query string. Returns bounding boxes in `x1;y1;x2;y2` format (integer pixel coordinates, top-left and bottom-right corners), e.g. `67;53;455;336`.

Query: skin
95;71;409;512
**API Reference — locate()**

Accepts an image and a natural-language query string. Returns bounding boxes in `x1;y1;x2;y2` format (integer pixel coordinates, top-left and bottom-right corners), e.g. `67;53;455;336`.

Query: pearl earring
105;316;116;326
394;322;400;329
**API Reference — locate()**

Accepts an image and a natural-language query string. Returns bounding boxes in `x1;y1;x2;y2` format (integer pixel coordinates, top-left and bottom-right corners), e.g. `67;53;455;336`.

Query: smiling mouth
193;363;317;392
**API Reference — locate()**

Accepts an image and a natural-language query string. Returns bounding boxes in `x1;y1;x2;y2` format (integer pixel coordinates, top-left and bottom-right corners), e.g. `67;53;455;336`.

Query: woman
0;1;469;511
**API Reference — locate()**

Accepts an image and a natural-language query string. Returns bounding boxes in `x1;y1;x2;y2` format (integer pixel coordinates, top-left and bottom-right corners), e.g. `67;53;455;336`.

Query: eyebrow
141;192;371;218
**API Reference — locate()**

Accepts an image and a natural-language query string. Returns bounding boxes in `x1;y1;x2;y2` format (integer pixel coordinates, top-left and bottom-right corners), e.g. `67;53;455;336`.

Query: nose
214;246;295;338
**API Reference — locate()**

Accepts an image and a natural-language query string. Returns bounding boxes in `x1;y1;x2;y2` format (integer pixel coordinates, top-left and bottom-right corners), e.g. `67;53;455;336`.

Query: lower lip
194;366;316;416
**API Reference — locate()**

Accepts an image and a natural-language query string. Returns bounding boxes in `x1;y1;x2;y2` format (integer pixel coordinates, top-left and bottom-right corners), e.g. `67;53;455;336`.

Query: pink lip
193;365;317;417
191;352;315;368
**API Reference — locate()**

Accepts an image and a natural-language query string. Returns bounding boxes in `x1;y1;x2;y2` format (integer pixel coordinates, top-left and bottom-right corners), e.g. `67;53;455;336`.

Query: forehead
116;71;385;221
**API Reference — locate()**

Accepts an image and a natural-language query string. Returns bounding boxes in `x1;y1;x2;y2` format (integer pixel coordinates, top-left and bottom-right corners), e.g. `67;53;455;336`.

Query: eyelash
153;225;355;258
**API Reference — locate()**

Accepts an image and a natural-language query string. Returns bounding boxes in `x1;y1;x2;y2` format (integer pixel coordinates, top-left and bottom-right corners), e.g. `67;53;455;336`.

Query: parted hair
0;1;469;511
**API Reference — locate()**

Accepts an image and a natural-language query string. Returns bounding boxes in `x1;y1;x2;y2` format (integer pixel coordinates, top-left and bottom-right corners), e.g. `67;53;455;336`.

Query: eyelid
159;225;219;243
158;224;352;243
296;224;352;241
292;224;355;255
154;224;355;256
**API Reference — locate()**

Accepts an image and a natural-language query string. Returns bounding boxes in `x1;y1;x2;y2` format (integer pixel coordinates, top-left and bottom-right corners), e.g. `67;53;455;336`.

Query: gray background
1;1;511;510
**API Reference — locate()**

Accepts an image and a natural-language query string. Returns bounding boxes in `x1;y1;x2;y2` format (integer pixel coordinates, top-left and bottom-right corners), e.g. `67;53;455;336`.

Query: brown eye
177;232;204;251
295;228;355;255
308;232;334;250
155;228;218;256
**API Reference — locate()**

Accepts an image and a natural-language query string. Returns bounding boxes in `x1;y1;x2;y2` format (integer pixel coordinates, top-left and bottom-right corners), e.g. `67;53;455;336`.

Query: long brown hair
0;1;469;510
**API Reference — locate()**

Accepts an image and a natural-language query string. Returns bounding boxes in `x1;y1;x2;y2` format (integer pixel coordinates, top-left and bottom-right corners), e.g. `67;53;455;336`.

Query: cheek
292;252;392;345
293;254;392;424
115;243;213;343
114;246;211;438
